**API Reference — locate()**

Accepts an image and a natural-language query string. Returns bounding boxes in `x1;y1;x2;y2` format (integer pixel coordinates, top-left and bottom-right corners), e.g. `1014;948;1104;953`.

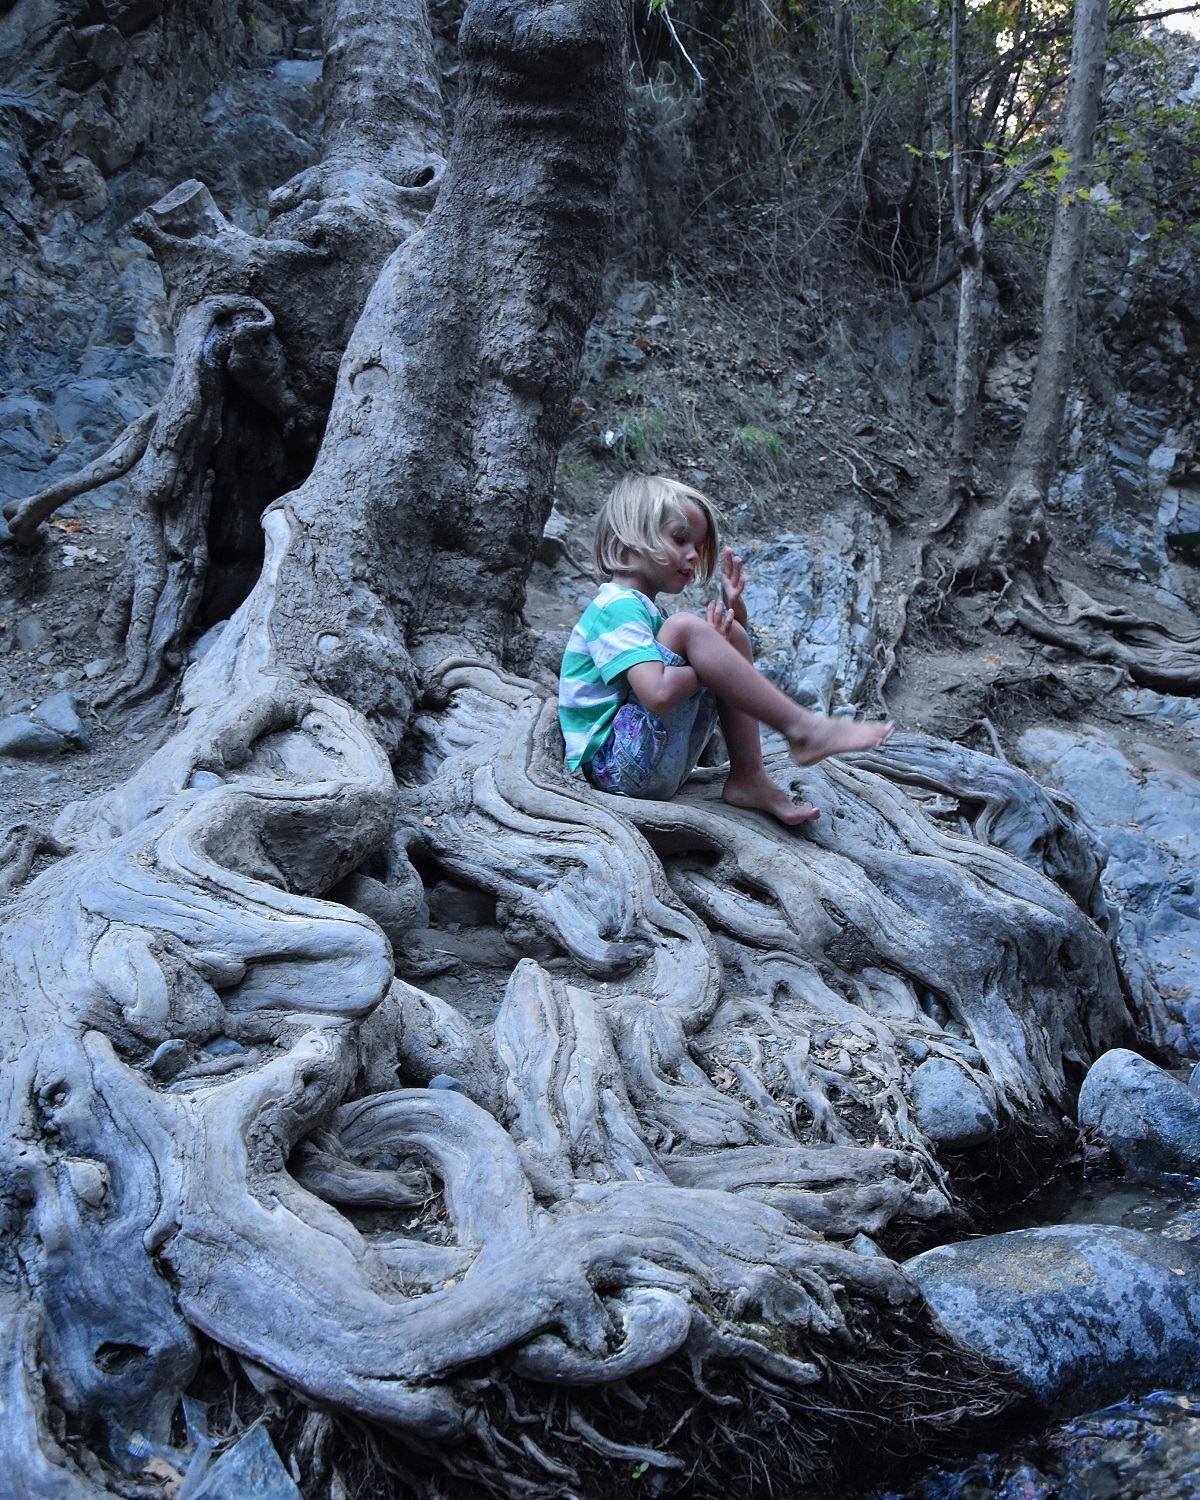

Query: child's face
619;501;709;598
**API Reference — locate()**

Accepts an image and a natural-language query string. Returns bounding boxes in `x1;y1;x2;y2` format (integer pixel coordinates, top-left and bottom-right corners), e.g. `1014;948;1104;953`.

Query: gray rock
190;1423;301;1500
0;715;65;758
147;1039;190;1081
1019;722;1200;1053
31;690;88;748
907;1224;1200;1412
908;1057;997;1149
614;280;656;319
14;615;47;652
1078;1047;1200;1176
740;525;879;714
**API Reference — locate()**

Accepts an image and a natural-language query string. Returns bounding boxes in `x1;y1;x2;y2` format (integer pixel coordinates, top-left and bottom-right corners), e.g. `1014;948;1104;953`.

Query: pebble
82;658;109;679
14;616;46;652
32;690;88;748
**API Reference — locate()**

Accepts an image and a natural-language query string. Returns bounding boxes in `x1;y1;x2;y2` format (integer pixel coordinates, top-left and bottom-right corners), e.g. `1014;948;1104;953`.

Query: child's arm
625;657;700;715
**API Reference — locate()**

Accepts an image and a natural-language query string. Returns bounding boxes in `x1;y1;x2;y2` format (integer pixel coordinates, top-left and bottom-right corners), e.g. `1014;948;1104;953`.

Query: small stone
15;616;46;652
0;715;65;758
1078;1048;1200;1177
428;1074;466;1093
188;770;224;791
148;1039;190;1081
32;690;88;748
849;1232;883;1257
36;650;56;665
909;1057;997;1149
83;658;109;679
204;1037;247;1057
615;281;656;319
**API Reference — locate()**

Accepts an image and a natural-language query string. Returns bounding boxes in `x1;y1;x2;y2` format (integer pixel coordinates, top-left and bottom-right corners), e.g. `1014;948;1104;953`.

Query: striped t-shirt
558;582;664;770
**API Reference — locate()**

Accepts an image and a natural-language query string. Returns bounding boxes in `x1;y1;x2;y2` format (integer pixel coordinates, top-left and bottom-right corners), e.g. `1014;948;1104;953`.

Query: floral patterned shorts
586;642;718;801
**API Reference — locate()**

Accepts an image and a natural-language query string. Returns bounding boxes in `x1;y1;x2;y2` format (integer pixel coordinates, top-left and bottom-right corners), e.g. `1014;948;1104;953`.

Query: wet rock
1078;1048;1200;1177
908;1057;997;1149
907;1224;1200;1412
0;715;65;758
31;690;88;748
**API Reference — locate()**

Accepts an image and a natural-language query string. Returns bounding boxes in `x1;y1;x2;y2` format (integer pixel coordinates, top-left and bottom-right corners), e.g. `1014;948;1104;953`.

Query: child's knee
658;613;698;652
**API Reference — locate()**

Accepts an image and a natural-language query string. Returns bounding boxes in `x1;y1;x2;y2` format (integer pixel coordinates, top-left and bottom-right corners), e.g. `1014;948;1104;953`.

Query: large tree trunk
0;0;1136;1493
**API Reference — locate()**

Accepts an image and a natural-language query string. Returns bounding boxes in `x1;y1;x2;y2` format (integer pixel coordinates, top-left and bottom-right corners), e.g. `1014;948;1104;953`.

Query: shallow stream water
873;1174;1200;1500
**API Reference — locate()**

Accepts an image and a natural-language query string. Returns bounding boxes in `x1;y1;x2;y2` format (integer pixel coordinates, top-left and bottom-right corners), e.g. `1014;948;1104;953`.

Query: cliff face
0;0;323;527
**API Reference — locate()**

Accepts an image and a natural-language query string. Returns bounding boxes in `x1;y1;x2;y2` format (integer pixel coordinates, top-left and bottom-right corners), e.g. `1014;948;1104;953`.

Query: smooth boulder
909;1057;998;1149
1078;1047;1200;1177
907;1224;1200;1412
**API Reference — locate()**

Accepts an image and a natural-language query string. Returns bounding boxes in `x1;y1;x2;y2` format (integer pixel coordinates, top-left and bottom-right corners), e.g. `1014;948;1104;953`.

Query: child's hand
705;598;736;640
721;546;748;628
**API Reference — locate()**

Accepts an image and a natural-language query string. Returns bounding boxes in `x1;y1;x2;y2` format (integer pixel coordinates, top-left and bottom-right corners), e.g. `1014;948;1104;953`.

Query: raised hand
721;545;748;628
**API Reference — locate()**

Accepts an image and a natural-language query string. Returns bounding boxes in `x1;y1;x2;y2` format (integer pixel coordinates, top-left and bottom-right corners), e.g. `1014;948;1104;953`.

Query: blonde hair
593;474;720;583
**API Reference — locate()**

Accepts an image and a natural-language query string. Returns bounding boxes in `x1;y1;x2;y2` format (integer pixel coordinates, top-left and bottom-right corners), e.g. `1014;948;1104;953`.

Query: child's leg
656;613;891;822
707;620;820;824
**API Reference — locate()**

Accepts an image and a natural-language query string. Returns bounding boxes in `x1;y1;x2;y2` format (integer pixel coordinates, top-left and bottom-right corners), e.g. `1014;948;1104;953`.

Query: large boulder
909;1057;998;1149
907;1225;1200;1412
1078;1048;1200;1177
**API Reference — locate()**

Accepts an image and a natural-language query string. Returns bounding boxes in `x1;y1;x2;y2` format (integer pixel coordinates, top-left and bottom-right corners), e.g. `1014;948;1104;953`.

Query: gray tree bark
1005;0;1110;511
0;0;1139;1493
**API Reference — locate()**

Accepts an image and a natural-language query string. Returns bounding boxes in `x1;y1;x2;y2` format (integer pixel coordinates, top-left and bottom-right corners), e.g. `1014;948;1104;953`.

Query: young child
558;474;893;823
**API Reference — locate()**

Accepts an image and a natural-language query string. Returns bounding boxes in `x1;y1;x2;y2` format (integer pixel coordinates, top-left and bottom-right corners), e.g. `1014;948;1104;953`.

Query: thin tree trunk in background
1005;0;1110;507
947;158;1051;510
948;217;986;506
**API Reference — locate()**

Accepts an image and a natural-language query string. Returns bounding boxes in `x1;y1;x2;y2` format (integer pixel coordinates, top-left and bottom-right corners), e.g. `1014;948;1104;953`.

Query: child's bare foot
722;768;821;825
785;714;893;767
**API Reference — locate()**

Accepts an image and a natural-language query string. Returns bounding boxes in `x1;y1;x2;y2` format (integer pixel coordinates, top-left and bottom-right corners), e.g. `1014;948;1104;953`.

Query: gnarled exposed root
1015;578;1200;692
97;295;283;708
2;408;157;547
402;664;1129;1174
0;518;1057;1490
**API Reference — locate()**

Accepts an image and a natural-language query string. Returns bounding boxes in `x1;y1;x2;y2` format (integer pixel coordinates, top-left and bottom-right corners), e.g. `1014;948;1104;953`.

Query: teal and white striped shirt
558;583;663;770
